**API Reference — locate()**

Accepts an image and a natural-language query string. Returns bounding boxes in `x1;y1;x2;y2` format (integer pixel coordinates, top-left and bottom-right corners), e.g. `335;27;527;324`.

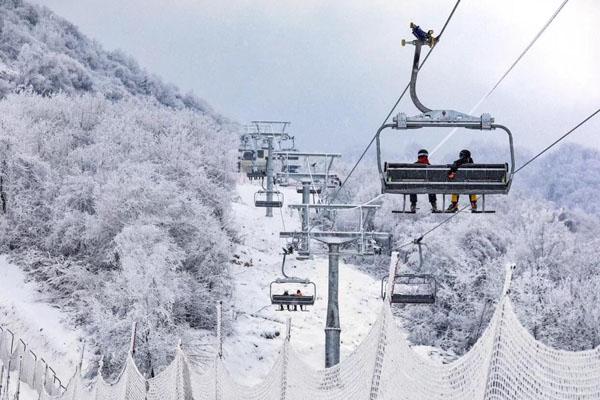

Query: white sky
29;0;600;155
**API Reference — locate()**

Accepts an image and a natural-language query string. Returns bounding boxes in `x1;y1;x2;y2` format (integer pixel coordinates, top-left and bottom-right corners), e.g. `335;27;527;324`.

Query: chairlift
326;175;342;188
270;247;316;310
381;274;437;304
254;190;283;208
382;240;436;304
247;170;266;180
376;23;515;212
295;182;322;194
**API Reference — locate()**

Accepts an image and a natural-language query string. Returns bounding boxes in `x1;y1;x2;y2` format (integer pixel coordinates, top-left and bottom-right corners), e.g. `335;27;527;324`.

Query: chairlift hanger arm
375;123;397;191
408;41;431;113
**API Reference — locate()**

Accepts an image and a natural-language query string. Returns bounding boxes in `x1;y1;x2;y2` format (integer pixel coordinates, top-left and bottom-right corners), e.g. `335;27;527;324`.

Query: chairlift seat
390;293;435;304
271;295;315;306
383;162;509;194
255;200;284;208
254;190;283;208
247;171;266;179
296;186;322;194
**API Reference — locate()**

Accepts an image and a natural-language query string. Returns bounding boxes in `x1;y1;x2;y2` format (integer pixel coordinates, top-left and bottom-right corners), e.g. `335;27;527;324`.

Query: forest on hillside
0;92;237;377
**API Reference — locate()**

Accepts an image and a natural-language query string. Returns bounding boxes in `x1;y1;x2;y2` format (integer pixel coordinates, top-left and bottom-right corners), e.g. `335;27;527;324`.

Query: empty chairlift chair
254;190;284;208
381;274;437;304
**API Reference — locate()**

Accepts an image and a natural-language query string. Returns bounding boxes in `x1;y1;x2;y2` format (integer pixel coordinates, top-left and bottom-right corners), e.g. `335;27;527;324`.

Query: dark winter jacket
449;156;474;174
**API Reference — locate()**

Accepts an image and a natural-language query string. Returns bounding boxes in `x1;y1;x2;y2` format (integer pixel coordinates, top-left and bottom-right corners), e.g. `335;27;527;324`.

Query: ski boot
410;203;417;213
470;201;478;212
446;202;459;213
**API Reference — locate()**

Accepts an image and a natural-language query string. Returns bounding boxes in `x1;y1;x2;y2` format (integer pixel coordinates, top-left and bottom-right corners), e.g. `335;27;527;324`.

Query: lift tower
280;204;391;367
246;121;293;217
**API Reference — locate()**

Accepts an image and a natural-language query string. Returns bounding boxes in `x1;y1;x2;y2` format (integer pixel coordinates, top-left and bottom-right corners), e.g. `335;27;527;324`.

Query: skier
280;290;291;311
446;149;478;212
295;289;304;311
409;149;438;213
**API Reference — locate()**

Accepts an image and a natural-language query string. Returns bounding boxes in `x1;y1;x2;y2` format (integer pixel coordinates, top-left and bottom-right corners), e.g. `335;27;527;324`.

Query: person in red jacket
410;149;438;213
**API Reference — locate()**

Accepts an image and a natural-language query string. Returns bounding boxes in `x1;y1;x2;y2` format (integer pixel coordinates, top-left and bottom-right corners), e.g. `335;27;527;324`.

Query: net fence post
369;252;398;399
280;317;292;400
129;322;138;356
482;264;515;398
0;365;4;399
368;310;388;400
3;329;14;399
215;301;223;400
15;355;22;400
216;301;223;360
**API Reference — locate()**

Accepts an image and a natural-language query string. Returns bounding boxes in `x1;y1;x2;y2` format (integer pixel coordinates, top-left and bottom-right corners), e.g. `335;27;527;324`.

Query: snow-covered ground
0;256;81;375
0;255;82;399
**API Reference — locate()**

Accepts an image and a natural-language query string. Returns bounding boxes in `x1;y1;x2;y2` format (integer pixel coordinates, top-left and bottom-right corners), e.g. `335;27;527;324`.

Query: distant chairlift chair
254;190;284;208
381;240;436;304
270;247;316;310
381;274;437;304
295;183;322;194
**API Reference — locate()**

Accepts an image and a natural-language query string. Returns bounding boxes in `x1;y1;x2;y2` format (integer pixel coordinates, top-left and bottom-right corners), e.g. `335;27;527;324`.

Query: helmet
459;149;471;159
418;149;429;157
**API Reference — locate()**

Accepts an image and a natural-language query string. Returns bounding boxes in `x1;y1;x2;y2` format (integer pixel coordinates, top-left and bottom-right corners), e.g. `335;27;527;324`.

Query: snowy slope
0;255;81;399
223;180;385;384
0;178;445;395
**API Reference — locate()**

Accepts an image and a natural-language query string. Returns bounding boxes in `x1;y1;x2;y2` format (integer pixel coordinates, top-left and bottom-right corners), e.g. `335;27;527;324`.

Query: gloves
448;172;457;180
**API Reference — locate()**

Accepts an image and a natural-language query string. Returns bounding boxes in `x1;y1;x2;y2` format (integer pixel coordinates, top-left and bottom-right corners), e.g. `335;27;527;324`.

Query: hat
418;149;429;157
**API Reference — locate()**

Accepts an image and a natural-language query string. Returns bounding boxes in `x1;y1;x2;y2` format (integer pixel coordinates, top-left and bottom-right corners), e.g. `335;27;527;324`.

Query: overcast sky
30;0;600;156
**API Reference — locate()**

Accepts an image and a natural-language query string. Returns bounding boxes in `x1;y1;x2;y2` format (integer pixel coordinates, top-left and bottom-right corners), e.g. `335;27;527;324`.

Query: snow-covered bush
0;92;237;377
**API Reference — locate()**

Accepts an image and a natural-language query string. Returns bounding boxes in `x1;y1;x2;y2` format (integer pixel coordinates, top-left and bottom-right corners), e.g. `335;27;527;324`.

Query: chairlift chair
247;170;266;180
295;183;322;194
376;23;515;213
270;248;316;310
326;175;342;188
254;190;284;208
382;240;436;304
381;274;437;304
270;279;316;310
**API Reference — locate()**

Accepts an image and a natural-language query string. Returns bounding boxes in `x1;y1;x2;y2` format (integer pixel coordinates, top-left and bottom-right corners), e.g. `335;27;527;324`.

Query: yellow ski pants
451;194;477;203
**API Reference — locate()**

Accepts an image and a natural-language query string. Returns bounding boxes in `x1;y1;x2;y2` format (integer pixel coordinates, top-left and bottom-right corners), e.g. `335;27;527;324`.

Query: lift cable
329;0;462;204
397;107;600;248
430;0;571;155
